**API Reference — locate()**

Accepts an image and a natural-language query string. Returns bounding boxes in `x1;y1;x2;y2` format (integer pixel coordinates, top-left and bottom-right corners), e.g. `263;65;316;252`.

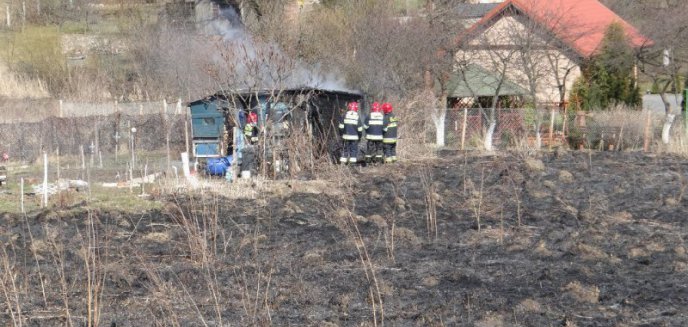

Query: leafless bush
584;106;655;150
419;167;438;240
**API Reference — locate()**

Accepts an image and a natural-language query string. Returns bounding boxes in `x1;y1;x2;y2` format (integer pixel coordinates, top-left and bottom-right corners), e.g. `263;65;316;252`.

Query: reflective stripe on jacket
383;113;398;144
244;123;259;142
365;112;384;140
338;110;363;141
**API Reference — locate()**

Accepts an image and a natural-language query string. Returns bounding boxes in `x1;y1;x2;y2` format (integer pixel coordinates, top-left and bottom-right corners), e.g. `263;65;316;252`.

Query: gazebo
442;65;528;146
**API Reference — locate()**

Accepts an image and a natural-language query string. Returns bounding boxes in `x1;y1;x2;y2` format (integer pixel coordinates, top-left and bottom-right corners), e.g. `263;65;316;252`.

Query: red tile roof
460;0;653;58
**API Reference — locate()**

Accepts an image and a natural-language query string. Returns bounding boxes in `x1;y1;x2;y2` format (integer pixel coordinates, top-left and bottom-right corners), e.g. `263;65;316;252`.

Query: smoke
199;2;352;92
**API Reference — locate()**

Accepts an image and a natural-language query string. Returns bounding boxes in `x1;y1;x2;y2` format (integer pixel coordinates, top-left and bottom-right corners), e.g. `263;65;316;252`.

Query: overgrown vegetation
569;23;642;111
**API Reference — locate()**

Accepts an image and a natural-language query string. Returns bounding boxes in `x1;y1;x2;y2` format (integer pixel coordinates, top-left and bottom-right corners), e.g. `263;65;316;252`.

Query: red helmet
371;102;382;112
382;103;393;114
347;102;359;112
247;112;258;123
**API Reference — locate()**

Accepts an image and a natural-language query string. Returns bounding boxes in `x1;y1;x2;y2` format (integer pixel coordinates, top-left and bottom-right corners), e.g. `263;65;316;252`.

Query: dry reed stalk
0;246;23;327
46;226;74;327
472;167;485;231
420;167;438;240
23;213;48;307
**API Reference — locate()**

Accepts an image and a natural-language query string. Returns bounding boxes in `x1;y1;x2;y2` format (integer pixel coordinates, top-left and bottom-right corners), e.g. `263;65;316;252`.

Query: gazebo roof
443;65;528;98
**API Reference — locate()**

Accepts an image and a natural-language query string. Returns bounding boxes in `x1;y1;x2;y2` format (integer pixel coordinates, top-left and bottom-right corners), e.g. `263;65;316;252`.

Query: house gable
459;0;652;59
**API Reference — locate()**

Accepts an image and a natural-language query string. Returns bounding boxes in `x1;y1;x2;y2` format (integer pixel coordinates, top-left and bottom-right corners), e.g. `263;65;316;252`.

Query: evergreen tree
570;22;641;110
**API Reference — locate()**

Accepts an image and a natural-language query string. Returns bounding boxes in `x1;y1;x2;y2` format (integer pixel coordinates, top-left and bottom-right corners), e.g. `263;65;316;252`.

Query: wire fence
0;113;187;163
0;98;186;123
441;106;685;152
444;107;531;147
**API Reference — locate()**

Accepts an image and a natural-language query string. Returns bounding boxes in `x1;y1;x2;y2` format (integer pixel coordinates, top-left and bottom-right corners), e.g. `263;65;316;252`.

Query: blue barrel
205;156;233;176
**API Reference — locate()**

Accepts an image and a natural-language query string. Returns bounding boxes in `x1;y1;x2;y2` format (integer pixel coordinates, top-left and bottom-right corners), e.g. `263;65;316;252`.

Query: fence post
20;178;24;213
549;108;555;149
56;147;60;181
59;99;63;118
5;5;10;27
684;89;687;140
80;144;85;170
643;112;651;152
184;114;190;155
139;104;143;116
42;151;48;208
461;107;467;151
176;98;182;115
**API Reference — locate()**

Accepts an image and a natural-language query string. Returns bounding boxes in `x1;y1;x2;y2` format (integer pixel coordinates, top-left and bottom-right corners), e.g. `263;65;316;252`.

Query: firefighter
382;102;398;163
244;112;260;144
364;102;384;163
338;102;363;164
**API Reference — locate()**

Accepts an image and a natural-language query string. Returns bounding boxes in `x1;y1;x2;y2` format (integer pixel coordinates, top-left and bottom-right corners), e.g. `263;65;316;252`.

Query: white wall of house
458;13;582;105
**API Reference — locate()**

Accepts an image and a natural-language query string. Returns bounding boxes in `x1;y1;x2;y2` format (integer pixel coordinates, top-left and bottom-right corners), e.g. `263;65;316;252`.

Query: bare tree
625;1;688;144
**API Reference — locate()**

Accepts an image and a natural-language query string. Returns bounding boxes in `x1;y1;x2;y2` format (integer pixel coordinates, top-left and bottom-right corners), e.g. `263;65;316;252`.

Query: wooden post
20;178;24;213
59;99;63;118
139;104;143;116
90;141;95;167
80;144;85;170
562;106;568;137
131;127;136;169
166;130;170;173
98;151;103;168
184;117;190;155
6;5;10;27
549;108;555;149
56;147;60;181
128;162;133;193
643;112;652;152
460;107;468;151
181;152;191;178
141;163;147;195
42;152;48;208
94;120;100;155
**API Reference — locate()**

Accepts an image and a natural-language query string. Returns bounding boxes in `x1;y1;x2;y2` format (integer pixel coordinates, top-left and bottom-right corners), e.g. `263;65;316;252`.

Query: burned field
1;151;687;326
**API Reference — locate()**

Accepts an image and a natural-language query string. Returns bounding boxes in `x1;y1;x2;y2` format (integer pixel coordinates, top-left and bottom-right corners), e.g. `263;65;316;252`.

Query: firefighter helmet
371;102;382;112
347;102;359;112
382;102;393;114
247;112;258;123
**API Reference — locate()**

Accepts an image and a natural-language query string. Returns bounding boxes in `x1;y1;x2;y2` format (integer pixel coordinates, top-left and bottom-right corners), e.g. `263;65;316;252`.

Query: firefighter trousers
365;140;383;162
383;142;397;162
340;140;359;163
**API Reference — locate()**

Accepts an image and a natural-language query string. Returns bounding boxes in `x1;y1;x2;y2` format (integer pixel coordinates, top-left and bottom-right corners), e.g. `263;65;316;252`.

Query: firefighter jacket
244;123;259;143
383;113;398;144
339;110;363;140
364;111;385;140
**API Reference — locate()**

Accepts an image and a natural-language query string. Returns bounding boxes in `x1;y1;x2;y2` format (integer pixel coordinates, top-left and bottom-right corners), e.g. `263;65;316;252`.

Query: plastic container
205;156;233;176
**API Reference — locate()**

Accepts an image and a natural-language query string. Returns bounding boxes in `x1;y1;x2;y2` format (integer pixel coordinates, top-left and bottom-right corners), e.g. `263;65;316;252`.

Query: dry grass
0;63;50;100
564;281;600;304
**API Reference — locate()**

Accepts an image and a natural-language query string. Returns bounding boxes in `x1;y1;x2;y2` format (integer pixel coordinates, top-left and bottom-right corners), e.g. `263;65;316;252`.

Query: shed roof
444;65;528;98
459;0;653;58
454;3;500;19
